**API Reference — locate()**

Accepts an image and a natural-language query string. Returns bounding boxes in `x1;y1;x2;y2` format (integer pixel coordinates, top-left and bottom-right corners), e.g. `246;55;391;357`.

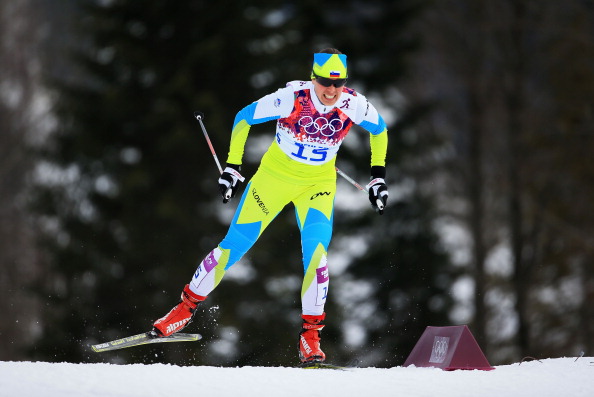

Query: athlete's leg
154;170;296;335
189;170;294;296
294;183;336;316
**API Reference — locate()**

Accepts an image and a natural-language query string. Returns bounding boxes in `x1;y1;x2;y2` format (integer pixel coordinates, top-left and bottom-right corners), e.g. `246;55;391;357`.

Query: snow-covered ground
1;357;592;397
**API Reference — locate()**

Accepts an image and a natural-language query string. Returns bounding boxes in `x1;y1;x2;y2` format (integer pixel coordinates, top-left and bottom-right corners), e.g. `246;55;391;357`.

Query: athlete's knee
301;211;333;251
219;223;260;266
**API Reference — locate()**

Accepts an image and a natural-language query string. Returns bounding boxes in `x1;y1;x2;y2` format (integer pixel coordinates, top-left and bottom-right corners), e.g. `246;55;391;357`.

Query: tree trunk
504;0;530;358
468;93;487;347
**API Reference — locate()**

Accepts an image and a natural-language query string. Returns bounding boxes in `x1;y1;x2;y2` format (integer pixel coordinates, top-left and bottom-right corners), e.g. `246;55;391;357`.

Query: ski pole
335;167;385;212
193;111;232;200
194;111;224;174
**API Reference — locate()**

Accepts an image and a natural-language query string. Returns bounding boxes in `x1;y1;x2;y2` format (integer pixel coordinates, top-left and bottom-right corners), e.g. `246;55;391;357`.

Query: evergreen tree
32;0;281;364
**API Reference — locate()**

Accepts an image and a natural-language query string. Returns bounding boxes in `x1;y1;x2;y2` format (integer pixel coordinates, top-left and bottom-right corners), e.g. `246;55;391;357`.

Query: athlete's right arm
227;87;295;165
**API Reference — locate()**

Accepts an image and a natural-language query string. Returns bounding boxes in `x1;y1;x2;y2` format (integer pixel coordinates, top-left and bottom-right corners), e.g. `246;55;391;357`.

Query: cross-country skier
153;48;389;364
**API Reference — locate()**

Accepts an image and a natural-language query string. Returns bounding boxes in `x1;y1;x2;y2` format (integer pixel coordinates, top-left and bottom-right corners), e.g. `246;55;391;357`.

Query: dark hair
318;48;342;55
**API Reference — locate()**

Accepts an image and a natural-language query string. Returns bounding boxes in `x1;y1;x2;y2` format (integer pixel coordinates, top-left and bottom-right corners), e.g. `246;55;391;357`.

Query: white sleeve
252;86;295;120
353;93;386;135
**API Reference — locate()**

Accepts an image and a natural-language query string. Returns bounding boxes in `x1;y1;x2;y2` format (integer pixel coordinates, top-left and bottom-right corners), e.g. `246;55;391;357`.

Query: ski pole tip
194;111;204;120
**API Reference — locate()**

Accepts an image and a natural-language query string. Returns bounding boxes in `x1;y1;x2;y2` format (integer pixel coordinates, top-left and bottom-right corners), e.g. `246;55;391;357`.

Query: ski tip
91;342;113;353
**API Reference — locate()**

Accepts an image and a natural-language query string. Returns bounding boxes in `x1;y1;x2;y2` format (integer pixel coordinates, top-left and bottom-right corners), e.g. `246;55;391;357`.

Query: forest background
1;0;593;367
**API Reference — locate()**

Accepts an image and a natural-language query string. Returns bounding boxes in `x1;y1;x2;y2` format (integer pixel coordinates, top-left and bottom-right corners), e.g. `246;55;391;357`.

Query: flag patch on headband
330;71;341;78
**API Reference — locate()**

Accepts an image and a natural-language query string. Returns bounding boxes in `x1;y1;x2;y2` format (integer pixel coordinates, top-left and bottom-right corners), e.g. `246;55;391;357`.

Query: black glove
366;166;388;215
218;164;245;203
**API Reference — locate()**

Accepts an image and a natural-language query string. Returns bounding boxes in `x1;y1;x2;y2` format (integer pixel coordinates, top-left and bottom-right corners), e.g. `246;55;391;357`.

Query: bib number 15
291;142;328;162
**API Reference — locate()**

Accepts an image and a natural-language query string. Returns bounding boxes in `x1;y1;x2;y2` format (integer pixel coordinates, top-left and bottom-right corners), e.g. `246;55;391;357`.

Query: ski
91;331;202;353
299;362;347;370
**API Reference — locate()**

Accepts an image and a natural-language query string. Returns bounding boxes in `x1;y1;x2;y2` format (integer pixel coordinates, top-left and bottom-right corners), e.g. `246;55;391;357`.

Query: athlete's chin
320;97;339;106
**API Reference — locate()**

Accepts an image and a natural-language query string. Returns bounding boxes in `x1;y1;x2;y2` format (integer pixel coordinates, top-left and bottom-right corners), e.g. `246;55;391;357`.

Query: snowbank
1;357;592;397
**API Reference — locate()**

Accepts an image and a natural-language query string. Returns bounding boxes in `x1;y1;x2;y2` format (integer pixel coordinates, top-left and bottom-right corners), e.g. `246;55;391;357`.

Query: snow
1;357;593;397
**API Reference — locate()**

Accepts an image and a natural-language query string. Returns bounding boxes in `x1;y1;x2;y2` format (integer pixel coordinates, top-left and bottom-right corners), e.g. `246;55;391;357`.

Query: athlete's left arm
353;96;388;167
353;95;389;214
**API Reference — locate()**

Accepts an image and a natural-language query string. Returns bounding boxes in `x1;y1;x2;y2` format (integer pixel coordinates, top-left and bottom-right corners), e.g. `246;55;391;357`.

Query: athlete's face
313;78;343;107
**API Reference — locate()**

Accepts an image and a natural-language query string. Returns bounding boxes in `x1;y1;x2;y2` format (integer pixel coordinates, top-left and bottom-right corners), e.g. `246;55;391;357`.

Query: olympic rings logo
298;116;344;137
429;336;449;363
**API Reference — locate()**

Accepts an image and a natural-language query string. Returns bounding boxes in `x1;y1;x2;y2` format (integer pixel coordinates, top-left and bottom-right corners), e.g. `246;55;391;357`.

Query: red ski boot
153;284;206;337
299;313;326;363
